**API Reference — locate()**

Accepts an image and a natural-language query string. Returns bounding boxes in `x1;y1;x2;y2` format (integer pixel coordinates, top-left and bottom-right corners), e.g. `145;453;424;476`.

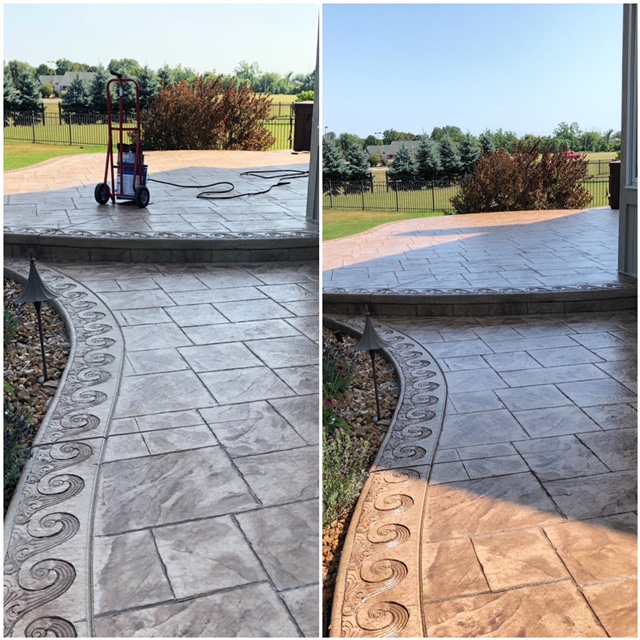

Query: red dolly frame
94;77;150;208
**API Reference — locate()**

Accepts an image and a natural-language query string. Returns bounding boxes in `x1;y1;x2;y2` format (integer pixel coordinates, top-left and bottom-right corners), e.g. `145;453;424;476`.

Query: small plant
322;343;354;400
322;427;370;527
4;381;32;502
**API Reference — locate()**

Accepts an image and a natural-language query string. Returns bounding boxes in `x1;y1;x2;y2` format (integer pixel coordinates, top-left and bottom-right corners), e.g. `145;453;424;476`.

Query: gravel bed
4;277;70;508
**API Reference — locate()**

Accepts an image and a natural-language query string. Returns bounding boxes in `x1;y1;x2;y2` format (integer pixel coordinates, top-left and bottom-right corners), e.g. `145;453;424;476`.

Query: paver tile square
195;269;266;290
422;538;489;601
258;283;318;302
596;359;638;383
93;582;300;637
482;351;542;372
439;410;528;449
455;442;517;460
444;369;507;393
274;365;318;395
582;578;638;638
462;454;529;479
513;405;601;438
424;580;606;637
499;363;608;387
127;348;189;375
544;470;637;519
113;370;216;418
245;335;318;368
214;298;293;322
558;379;637;408
578;428;637;471
270;395;319;444
448;390;505;414
281;584;320;637
431;461;469;483
199;401;306;457
442;355;490;372
234;446;318;505
122;323;192;351
495;384;573;411
142;424;218;454
584;403;637;430
514;435;609;480
200;366;295;404
95;447;257;534
543;518;637;585
117;307;171;325
135;409;204;432
169;286;266;306
102;433;149;462
184;318;299;345
153;275;210;293
178;342;262;372
236;500;318;590
152;516;267;598
164;303;228;327
99;289;175;310
93;530;173;615
471;529;569;590
425;472;563;541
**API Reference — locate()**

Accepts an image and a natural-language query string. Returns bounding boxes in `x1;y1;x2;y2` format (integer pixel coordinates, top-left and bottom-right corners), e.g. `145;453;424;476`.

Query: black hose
148;169;308;200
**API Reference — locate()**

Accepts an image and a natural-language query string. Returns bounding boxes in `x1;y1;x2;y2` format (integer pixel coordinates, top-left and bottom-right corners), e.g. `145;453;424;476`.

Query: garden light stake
14;254;59;383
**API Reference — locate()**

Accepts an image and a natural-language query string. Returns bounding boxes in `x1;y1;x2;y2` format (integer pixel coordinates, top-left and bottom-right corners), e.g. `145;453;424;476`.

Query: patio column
306;34;319;224
618;3;637;277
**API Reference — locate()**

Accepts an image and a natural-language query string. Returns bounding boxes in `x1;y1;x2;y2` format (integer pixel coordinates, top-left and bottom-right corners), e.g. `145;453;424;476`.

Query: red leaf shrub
451;142;592;214
141;76;275;151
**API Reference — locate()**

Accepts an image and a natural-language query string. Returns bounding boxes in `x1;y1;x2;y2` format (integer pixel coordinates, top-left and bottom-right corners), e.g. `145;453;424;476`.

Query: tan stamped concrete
329;312;637;638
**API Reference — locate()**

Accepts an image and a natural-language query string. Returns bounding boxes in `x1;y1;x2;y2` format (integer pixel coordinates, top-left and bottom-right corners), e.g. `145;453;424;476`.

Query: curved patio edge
323;280;637;317
5;228;319;264
324;314;447;638
4;259;125;637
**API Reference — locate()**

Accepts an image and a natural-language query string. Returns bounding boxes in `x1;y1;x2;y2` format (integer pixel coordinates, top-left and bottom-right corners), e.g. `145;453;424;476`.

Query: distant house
38;72;110;94
366;139;421;162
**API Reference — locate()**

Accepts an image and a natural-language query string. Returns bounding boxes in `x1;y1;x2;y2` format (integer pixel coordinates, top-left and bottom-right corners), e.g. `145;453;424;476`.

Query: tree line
3;58;315;116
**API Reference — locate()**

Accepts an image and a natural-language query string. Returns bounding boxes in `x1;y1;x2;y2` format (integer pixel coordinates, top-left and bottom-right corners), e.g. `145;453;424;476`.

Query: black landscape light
354;311;389;422
14;254;59;383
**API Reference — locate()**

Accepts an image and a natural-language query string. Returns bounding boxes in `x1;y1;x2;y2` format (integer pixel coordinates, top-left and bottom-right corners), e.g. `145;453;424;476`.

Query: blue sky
3;3;318;75
323;3;624;139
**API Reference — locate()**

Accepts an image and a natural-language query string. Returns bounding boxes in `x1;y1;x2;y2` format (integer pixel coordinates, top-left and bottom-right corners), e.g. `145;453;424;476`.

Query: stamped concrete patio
4;148;320;636
325;208;637;637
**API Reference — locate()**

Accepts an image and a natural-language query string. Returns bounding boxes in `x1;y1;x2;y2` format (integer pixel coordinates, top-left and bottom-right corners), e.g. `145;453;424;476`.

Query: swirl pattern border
4;259;124;637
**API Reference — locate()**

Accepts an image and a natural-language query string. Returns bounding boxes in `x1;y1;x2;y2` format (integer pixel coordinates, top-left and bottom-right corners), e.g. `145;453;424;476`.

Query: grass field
323;210;445;241
4;141;104;171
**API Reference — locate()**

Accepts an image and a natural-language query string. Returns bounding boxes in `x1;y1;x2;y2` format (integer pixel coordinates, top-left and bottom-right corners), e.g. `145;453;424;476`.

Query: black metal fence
323;176;611;212
4;105;294;151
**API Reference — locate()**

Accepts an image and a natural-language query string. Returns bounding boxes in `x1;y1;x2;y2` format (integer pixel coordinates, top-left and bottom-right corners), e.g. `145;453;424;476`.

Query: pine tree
14;69;42;112
137;66;159;110
479;130;496;155
4;64;20;112
459;133;481;176
344;140;371;182
90;65;110;115
439;136;463;181
416;135;442;181
387;144;417;183
62;76;91;114
322;137;347;185
157;65;173;89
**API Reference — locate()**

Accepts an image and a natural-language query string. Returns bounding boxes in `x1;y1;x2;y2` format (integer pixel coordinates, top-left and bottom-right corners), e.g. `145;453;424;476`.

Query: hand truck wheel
134;186;150;208
94;183;110;204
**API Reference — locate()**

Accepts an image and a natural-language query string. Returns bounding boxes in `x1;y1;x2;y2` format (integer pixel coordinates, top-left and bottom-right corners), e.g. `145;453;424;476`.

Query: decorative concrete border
4;227;319;264
4;259;124;637
325;315;447;638
324;280;637;317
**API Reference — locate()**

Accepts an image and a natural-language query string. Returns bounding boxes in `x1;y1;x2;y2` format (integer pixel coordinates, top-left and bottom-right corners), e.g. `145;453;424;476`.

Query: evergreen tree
137;66;159;110
439;136;463;181
344;140;371;182
459;133;481;176
61;75;90;114
478;130;496;155
322;137;347;185
387;144;417;182
14;69;42;112
90;65;110;115
4;64;20;112
416;135;442;181
157;64;173;89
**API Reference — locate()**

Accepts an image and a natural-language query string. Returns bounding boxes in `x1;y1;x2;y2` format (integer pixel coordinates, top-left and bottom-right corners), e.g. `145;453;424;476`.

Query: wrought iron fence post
68;117;73;146
31;113;36;143
361;181;365;210
395;182;400;211
431;181;436;211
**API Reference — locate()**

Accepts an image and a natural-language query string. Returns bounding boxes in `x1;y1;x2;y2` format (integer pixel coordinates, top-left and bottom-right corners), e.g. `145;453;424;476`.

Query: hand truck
94;76;150;208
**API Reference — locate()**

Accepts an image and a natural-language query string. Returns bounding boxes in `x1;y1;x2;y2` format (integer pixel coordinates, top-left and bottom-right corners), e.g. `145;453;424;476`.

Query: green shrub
452;141;592;214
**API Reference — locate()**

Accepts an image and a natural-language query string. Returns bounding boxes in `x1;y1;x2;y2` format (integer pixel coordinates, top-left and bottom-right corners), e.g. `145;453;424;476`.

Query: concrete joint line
4;259;125;638
325;315;447;638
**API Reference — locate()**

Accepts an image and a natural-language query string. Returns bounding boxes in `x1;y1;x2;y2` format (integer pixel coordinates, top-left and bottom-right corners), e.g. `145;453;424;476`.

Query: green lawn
324;209;445;241
4;141;104;171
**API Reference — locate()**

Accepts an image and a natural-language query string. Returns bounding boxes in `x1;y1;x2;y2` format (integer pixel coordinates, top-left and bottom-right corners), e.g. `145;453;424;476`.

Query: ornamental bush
451;141;592;214
141;75;274;151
